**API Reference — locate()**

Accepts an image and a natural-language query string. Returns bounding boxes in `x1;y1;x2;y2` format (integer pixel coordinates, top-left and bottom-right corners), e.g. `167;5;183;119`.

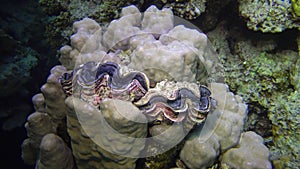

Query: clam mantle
60;61;213;125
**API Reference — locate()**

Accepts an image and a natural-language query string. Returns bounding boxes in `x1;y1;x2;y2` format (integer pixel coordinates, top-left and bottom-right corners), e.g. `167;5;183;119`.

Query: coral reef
22;5;271;169
142;142;182;169
228;45;300;168
238;0;299;33
268;88;300;169
207;19;299;168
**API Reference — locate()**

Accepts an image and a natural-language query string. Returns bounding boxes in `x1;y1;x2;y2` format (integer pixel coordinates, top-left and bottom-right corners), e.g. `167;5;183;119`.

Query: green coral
225;41;297;102
224;42;299;168
292;0;300;17
268;90;300;168
240;52;291;103
238;0;299;33
290;58;300;90
206;8;300;169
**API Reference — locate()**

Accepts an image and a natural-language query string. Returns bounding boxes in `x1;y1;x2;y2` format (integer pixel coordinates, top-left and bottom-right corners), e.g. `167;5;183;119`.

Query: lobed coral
180;83;255;169
221;131;272;169
39;0;141;49
238;0;299;33
22;5;271;169
35;133;74;169
21;65;69;166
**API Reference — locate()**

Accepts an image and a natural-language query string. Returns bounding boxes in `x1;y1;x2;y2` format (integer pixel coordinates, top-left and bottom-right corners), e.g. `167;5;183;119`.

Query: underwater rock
60;5;218;83
59;45;74;70
221;131;272;169
130;24;207;83
180;127;220;169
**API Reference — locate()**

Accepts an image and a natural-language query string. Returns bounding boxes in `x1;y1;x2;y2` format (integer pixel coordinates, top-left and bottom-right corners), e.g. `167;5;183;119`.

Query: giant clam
60;61;149;104
60;61;213;125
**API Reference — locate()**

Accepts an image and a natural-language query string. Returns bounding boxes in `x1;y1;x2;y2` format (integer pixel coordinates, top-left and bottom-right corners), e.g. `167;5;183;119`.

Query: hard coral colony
22;5;272;169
